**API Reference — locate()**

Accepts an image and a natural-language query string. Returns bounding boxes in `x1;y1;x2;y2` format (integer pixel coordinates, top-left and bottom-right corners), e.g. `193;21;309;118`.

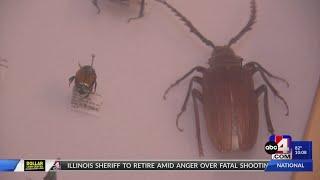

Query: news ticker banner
0;159;312;172
0;135;313;172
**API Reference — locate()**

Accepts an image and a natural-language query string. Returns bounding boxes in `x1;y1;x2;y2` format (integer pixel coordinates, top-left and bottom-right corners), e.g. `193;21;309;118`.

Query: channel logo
264;135;313;172
272;135;292;154
265;135;292;160
51;160;61;170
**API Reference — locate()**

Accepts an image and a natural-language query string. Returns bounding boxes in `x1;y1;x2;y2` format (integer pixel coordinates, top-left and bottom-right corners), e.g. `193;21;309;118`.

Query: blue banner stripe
265;159;313;172
292;141;312;159
0;159;20;171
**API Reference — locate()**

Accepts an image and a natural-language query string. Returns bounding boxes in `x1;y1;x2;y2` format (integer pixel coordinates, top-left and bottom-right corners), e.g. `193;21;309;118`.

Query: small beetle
156;0;289;155
69;54;97;98
92;0;145;22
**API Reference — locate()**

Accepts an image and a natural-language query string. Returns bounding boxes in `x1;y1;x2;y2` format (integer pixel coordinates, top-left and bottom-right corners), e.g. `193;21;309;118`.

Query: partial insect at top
92;0;146;22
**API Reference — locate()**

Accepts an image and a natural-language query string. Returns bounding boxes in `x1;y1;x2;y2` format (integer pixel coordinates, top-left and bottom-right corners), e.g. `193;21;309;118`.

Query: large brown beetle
92;0;145;22
156;0;289;155
69;54;97;98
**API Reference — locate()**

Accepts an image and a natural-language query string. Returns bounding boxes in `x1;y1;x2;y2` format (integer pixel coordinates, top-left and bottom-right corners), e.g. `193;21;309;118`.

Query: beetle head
209;46;243;67
77;82;91;95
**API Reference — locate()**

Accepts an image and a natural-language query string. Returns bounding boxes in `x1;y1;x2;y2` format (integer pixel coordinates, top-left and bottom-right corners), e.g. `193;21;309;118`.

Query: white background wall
0;0;319;179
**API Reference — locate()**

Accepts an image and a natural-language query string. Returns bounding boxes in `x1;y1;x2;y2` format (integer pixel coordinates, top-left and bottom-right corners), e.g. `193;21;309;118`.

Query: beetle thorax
76;66;96;79
209;46;243;68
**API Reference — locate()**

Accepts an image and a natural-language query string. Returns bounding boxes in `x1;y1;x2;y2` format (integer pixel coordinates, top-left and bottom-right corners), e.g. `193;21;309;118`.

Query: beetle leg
245;62;289;116
192;89;204;156
92;0;101;14
255;85;274;134
91;54;95;66
0;59;8;68
0;63;8;68
127;0;145;22
94;81;97;93
68;76;75;86
163;66;205;100
176;76;203;131
258;70;289;116
246;62;289;87
43;171;56;180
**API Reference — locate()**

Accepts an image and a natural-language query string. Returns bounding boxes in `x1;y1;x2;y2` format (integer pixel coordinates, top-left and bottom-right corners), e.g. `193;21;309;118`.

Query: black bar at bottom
59;160;268;171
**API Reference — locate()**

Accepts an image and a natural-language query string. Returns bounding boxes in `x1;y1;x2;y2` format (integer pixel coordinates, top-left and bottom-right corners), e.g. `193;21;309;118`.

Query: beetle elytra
156;0;289;155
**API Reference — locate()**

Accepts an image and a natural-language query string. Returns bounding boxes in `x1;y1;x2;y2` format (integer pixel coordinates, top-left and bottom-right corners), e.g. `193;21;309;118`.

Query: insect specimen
92;0;145;22
156;0;289;155
69;54;97;98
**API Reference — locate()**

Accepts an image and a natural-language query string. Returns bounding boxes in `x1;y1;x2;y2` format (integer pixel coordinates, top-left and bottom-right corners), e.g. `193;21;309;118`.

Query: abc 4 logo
265;135;291;154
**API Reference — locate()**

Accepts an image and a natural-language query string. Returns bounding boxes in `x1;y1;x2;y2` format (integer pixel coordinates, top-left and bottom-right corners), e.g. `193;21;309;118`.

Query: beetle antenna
92;0;101;14
155;0;215;49
78;63;82;68
91;54;95;67
228;0;256;47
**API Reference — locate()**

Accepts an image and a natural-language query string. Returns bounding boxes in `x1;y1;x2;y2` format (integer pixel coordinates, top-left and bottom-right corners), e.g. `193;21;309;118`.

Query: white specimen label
71;86;103;116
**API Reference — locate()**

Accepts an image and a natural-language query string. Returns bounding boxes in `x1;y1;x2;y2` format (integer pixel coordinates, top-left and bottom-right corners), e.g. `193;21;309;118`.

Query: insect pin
156;0;289;155
69;54;97;98
92;0;146;22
